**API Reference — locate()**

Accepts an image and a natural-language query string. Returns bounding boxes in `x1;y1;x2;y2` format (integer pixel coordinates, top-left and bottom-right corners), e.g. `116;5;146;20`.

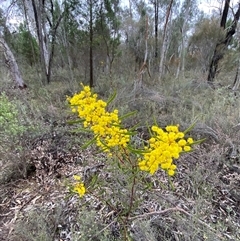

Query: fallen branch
129;206;230;240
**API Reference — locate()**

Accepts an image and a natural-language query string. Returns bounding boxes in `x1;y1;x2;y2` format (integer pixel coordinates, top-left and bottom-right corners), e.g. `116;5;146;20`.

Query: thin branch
129;207;230;240
89;220;116;240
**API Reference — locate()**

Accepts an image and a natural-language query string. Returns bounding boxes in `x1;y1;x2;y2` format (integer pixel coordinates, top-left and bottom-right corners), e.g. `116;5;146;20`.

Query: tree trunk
233;58;240;91
0;37;26;88
47;1;64;83
23;0;63;84
89;0;94;87
23;0;49;84
134;16;150;92
61;24;74;82
159;0;173;81
129;0;133;19
208;2;240;83
176;1;191;79
30;0;49;84
154;0;159;58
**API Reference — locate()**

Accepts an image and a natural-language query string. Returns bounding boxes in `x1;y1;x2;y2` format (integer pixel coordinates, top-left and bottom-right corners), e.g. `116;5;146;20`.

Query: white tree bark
158;0;174;81
176;0;191;79
233;58;240;91
159;30;169;79
22;0;37;38
0;37;26;88
23;0;49;77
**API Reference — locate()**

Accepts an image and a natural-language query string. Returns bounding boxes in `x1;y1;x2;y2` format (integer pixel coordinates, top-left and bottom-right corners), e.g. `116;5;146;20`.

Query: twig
128;207;180;220
88;220;116;241
129;207;229;240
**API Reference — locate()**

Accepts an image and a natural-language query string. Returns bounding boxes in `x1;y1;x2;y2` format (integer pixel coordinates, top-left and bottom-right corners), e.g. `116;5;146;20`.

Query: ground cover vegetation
0;0;240;240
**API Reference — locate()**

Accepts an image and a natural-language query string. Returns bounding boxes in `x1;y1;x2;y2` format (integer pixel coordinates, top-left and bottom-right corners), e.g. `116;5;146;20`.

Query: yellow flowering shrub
66;84;202;240
67;84;130;152
67;84;199;199
71;175;86;197
138;125;194;176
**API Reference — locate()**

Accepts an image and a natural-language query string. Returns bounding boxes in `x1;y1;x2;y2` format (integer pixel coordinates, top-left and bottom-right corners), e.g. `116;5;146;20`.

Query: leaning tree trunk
232;58;240;91
0;37;26;88
208;1;240;83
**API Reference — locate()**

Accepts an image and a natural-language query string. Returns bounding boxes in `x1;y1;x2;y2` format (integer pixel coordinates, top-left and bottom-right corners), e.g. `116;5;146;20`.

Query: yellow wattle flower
73;175;81;181
73;183;86;197
68;85;196;178
138;124;195;176
68;84;130;151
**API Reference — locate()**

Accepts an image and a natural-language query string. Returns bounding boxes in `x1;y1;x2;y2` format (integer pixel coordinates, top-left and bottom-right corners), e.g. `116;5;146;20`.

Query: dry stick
87;191;127;240
126;172;137;218
128;207;229;240
89;220;116;241
7;194;40;238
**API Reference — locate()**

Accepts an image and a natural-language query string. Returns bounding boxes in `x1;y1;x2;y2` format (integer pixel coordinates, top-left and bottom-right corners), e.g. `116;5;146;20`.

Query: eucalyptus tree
0;7;26;88
167;0;198;77
122;0;202;80
59;0;84;70
97;0;121;75
22;0;65;84
149;0;160;58
64;0;121;87
188;16;222;73
0;36;27;88
158;0;174;80
123;0;178;78
208;1;240;83
124;0;150;72
13;22;39;66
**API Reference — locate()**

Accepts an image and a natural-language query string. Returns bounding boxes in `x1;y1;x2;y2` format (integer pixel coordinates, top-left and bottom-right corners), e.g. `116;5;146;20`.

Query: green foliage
93;0;121;72
0;92;25;138
62;1;81;39
14;23;39;65
188;17;224;71
12;208;60;241
71;206;118;241
67;85;199;240
0;92;28;184
168;0;198;59
1;68;240;240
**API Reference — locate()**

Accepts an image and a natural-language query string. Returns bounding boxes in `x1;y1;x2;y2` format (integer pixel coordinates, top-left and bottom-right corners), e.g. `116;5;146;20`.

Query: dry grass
0;66;240;241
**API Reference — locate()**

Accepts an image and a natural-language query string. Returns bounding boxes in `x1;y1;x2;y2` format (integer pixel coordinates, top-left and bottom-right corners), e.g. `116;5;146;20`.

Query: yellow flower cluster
138;125;194;176
72;175;86;197
68;84;130;151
